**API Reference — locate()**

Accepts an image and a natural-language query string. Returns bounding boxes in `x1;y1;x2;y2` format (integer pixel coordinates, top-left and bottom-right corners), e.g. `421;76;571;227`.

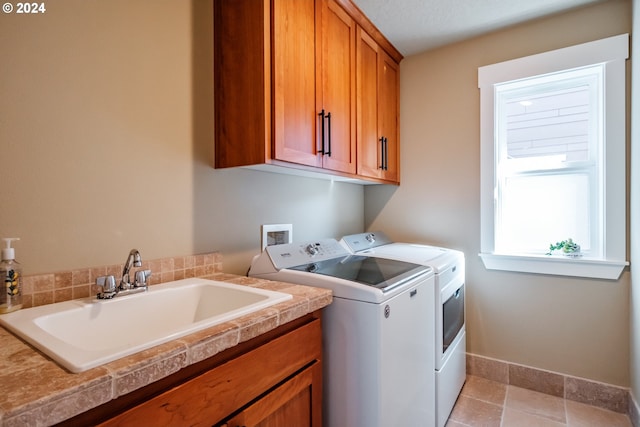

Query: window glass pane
505;86;590;162
497;173;591;253
494;65;603;257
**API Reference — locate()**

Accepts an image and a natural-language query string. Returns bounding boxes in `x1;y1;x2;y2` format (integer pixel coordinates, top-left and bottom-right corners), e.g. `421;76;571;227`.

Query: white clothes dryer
341;231;466;427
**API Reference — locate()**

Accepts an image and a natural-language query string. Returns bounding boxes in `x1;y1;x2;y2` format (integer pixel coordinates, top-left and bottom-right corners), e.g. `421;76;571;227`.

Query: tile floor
447;375;633;427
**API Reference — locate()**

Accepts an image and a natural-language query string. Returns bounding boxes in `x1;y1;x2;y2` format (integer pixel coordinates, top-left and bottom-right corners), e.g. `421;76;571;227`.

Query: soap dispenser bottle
0;238;23;313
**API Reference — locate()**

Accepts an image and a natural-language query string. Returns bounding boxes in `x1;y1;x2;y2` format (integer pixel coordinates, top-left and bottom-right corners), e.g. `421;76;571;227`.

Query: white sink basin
0;278;292;373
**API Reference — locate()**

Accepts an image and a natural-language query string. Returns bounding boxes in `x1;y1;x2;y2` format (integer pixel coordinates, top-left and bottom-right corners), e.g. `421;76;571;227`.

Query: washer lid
289;255;430;293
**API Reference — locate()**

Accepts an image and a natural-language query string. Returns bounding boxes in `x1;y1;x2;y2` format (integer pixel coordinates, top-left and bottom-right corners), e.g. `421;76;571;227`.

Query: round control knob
306;244;319;255
365;233;376;243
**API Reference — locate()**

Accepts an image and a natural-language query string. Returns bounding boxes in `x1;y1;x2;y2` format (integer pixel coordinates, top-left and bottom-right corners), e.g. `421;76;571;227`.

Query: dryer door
443;285;464;353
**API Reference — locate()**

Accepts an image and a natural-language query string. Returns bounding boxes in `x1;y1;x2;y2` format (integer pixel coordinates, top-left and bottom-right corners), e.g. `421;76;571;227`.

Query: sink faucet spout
121;249;142;289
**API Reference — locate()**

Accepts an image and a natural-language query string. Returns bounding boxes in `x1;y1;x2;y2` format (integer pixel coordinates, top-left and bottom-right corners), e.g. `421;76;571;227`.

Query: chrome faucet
96;249;151;299
121;249;142;290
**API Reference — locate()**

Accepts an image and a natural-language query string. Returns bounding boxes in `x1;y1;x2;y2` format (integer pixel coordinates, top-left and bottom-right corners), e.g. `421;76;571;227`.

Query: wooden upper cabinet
214;0;401;183
318;0;357;174
378;51;400;182
272;0;322;168
273;0;357;174
356;28;400;183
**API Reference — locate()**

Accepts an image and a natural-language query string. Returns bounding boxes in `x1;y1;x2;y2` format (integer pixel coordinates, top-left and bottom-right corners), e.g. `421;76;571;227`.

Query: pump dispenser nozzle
2;238;19;261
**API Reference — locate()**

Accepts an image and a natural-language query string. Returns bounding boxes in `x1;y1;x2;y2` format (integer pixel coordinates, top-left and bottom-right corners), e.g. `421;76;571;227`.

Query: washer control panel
266;238;349;270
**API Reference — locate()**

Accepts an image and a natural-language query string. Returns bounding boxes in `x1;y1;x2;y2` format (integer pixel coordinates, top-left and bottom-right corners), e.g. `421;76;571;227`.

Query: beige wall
366;0;632;386
631;0;640;407
1;0;634;391
0;0;364;276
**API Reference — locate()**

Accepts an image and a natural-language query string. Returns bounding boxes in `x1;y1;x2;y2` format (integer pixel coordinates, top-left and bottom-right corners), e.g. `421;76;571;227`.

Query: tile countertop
0;274;333;427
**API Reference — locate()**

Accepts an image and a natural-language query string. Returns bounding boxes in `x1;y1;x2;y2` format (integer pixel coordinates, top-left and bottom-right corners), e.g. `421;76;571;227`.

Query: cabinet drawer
99;319;322;427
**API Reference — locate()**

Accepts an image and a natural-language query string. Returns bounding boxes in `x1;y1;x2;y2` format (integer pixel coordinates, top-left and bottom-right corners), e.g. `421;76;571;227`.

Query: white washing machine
340;231;466;427
248;239;436;427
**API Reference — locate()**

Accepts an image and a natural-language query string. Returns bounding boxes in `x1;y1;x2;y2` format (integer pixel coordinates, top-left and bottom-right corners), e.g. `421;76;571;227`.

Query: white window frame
478;34;629;280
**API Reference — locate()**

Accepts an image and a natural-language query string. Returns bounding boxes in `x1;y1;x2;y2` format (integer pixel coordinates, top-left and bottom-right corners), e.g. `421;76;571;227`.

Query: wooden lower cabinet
223;362;322;427
65;313;323;427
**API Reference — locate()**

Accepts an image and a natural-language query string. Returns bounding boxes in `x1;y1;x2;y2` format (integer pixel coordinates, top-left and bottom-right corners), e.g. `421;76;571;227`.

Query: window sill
479;253;628;280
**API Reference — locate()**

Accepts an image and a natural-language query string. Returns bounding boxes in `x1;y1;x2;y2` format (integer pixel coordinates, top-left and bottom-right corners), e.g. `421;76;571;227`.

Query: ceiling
351;0;606;56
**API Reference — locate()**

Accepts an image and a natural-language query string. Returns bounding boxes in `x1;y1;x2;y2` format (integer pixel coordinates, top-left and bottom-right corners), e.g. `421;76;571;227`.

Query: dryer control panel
341;231;394;252
265;239;349;270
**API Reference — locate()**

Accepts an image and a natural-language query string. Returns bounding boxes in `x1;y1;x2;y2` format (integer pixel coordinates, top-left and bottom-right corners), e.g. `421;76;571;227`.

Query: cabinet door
356;28;400;183
356;27;382;178
226;362;322;427
272;0;322;167
319;0;356;174
378;49;399;182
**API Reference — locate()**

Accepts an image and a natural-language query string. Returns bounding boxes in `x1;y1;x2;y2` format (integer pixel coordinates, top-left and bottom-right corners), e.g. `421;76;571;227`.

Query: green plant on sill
546;238;580;255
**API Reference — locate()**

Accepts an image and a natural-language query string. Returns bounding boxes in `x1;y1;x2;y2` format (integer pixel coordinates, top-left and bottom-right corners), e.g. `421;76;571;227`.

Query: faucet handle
96;275;117;299
134;269;151;288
